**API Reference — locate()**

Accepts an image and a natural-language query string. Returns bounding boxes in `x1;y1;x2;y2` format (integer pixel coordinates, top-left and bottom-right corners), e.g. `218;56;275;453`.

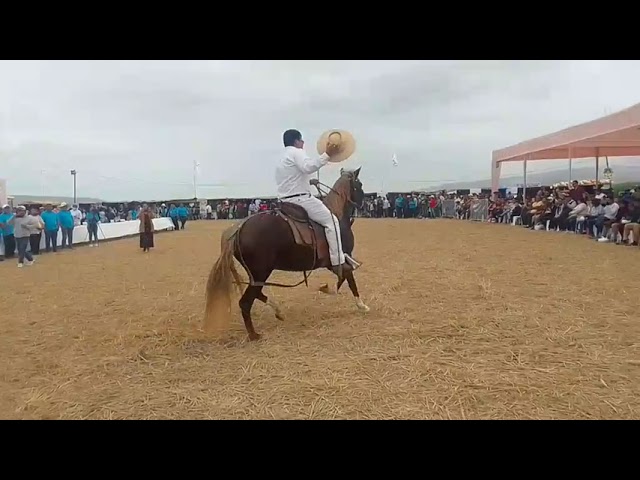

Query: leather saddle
274;202;330;265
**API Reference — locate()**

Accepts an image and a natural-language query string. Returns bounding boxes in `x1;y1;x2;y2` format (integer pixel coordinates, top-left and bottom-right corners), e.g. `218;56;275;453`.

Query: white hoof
267;299;285;321
355;298;370;312
319;283;334;295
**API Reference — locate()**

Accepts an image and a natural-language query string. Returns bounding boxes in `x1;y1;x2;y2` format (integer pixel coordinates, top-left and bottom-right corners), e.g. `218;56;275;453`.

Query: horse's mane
323;174;352;218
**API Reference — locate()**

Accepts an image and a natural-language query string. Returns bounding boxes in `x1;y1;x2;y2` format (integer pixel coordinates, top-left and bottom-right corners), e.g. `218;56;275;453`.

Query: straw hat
316;129;356;163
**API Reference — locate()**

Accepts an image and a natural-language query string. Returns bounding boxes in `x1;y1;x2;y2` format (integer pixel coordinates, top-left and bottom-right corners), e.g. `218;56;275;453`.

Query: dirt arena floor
1;218;639;419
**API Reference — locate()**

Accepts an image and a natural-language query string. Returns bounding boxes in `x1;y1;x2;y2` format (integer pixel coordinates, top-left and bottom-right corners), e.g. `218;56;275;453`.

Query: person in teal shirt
168;204;179;230
395;195;405;219
408;196;418;218
0;205;16;258
57;203;75;249
85;205;100;247
177;204;189;230
40;205;60;253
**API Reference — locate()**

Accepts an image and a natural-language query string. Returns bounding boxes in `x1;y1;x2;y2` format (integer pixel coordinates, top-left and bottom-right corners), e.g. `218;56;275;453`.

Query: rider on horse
275;129;360;279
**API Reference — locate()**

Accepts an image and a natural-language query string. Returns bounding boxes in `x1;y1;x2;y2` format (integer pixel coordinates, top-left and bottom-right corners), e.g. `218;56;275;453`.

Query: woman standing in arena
139;204;155;253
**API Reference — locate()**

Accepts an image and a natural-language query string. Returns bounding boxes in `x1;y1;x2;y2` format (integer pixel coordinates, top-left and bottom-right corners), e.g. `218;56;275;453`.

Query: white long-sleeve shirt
604;203;619;220
71;208;82;226
276;146;330;198
569;202;589;218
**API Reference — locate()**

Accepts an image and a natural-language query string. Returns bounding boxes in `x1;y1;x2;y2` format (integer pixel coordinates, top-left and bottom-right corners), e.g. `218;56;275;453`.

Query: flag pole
193;160;199;199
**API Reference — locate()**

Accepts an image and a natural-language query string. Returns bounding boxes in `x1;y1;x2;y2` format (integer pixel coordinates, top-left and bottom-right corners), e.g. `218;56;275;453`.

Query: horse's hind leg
239;286;262;341
345;271;370;312
256;290;285;321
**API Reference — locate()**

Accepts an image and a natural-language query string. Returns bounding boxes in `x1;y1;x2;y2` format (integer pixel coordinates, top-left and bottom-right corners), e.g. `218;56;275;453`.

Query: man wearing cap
10;206;39;267
275;129;356;278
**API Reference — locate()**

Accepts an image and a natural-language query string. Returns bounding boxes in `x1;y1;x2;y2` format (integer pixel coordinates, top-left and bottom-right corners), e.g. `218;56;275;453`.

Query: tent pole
523;158;528;201
568;147;573;183
595;148;600;188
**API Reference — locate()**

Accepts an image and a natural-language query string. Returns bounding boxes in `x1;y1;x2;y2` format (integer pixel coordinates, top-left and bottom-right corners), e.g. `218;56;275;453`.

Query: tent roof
492;102;640;163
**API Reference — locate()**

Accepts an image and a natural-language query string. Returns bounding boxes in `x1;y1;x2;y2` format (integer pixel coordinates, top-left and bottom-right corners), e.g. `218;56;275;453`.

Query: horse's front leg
344;270;369;312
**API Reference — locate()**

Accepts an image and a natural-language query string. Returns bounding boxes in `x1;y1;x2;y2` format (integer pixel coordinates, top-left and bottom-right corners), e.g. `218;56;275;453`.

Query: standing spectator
11;206;39;268
58;203;75;249
395;195;404;218
177;204;189;229
28;207;44;255
206;203;213;219
429;196;438;218
86;204;100;247
138;204;155;253
408;195;418;218
169;204;180;230
569;180;586;203
159;203;168;218
0;204;16;259
383;196;391;217
71;204;82;227
41;204;60;252
368;200;375;218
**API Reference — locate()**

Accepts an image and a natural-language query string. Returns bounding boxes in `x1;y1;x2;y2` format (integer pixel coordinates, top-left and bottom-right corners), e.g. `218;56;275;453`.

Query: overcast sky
2;60;640;200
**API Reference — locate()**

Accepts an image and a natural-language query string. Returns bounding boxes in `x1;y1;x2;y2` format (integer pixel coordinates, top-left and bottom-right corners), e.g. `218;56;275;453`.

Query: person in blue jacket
41;204;60;253
395;195;405;219
57;203;75;249
177;204;189;230
0;204;16;258
85;205;101;247
168;204;180;231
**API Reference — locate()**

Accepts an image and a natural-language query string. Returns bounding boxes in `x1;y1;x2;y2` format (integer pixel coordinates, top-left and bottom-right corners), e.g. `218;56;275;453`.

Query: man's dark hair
283;129;302;147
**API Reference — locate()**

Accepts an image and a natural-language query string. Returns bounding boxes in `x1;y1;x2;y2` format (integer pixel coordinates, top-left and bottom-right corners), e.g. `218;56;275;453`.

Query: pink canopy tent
491;102;640;193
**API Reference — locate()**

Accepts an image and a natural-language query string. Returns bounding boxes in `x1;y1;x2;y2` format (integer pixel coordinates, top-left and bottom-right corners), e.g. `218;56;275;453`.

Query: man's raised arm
292;149;330;174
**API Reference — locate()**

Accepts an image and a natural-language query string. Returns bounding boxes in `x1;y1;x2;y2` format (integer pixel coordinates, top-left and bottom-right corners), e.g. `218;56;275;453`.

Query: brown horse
204;167;368;340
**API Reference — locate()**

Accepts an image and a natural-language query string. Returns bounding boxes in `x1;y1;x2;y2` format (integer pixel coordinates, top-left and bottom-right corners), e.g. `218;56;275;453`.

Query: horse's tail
203;225;243;335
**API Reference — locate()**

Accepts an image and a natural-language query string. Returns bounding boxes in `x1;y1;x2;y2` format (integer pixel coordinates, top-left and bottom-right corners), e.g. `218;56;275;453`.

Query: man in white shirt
567;199;588;232
71;204;83;227
275;129;353;276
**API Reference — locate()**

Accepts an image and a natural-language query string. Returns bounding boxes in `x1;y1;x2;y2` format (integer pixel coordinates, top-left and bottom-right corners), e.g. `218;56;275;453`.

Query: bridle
313;178;362;216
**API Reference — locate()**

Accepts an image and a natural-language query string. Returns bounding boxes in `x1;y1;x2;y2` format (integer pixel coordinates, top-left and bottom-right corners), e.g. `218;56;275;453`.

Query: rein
314;181;359;221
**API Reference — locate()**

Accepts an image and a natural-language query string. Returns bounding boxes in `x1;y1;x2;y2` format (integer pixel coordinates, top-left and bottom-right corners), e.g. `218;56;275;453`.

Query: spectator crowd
478;181;640;246
3;182;639;268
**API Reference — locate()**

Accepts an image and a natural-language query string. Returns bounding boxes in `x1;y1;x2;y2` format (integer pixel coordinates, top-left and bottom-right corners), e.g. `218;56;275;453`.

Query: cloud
1;60;640;200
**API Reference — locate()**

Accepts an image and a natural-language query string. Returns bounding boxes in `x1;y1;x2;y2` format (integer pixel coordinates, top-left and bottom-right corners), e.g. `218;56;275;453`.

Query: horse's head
340;167;365;209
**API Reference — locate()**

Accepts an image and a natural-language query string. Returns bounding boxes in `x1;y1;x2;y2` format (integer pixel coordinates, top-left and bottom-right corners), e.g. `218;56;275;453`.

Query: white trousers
283;195;345;266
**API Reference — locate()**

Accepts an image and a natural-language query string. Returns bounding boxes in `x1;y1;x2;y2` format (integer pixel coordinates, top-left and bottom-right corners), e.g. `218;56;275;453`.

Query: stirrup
344;254;362;270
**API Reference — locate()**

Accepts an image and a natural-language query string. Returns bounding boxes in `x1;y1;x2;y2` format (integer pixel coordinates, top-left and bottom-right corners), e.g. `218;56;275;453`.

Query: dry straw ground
1;219;639;419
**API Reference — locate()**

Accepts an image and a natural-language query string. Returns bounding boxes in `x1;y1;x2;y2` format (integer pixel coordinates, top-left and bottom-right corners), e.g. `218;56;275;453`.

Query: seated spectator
585;197;605;238
504;199;521;224
620;200;640;246
531;197;554;229
520;199;533;226
566;198;588;232
525;195;545;228
489;199;503;222
595;196;620;240
609;200;634;244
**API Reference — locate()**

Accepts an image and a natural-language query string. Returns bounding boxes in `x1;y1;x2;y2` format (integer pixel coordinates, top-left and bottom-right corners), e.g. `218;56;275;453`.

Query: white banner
39;217;175;249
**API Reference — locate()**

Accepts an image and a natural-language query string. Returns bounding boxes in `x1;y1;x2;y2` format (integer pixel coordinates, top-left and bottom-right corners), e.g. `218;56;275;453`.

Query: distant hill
9;194;104;205
432;164;640;191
